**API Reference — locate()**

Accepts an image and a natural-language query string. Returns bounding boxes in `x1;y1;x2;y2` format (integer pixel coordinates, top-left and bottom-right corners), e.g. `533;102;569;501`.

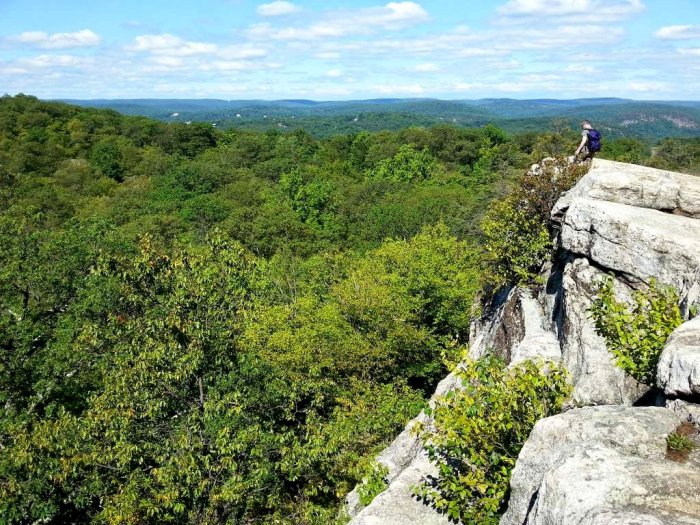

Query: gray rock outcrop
347;159;700;525
658;316;700;397
556;257;646;405
667;398;700;424
560;197;700;295
553;159;700;219
500;406;700;525
345;370;460;519
468;287;560;364
349;453;449;525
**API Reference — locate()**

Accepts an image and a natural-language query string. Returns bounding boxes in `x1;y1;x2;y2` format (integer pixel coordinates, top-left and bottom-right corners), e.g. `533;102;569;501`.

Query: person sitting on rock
574;120;601;162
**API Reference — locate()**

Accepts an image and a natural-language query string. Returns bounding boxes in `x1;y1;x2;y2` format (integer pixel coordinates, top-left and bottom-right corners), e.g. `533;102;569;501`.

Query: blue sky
1;0;699;100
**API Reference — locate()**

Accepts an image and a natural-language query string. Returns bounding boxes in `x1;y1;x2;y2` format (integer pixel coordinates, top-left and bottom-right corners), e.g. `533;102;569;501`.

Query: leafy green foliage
357;463;390;507
368;144;444;182
416;356;571;524
0;221;479;523
481;158;589;286
6;94;670;523
598;137;649;164
666;422;697;462
481;196;551;285
645;137;700;175
667;432;695;452
589;276;683;385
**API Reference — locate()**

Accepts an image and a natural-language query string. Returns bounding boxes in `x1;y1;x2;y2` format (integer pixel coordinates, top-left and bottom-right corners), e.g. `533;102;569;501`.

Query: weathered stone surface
658;316;700;396
349;453;450;525
347;162;700;524
344;411;427;517
560;197;700;297
553;158;700;219
345;369;459;518
666;398;700;425
524;447;700;525
501;406;700;525
469;287;560;365
508;289;561;365
559;257;646;405
468;286;522;361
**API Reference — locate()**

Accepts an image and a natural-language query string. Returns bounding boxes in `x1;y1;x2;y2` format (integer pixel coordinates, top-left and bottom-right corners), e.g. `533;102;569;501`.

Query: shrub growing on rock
589;276;682;386
357;462;390;507
415;356;571;524
481;158;588;287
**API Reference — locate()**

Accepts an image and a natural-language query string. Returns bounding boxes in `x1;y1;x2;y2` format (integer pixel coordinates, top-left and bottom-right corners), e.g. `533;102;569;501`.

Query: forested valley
1;93;699;524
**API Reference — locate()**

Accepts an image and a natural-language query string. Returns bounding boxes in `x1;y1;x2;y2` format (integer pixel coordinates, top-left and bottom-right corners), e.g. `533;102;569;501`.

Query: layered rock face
347;159;700;524
501;406;700;525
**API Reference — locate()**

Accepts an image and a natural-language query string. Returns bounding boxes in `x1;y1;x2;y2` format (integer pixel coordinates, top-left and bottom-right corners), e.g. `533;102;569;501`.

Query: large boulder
657;316;700;397
560;197;700;299
348;286;562;522
468;286;522;361
666;398;700;424
500;406;700;525
553;158;700;219
508;289;561;365
346;161;700;524
557;257;645;405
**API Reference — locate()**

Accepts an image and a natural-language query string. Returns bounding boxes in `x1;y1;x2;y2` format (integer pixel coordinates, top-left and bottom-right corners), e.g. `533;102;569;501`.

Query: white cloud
655;25;700;40
21;54;88;67
625;80;671;92
218;45;268;60
453;82;483;91
249;2;429;40
203;60;260;71
366;2;429;28
455;47;506;57
565;63;596;73
325;69;344;77
315;51;341;59
129;34;217;56
125;35;270;73
498;0;644;22
312;23;619;61
512;25;624;49
414;62;440;72
308;85;353;97
375;83;425;94
257;1;300;16
678;47;700;56
0;65;30;75
10;29;100;49
147;56;186;68
454;78;568;94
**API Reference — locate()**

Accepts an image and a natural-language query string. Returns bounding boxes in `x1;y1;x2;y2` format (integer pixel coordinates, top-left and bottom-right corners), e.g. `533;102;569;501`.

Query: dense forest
64;97;700;142
1;94;699;524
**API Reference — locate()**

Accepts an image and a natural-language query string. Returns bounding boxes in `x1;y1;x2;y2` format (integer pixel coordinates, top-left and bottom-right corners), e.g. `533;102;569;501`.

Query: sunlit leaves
589;276;682;385
416;356;571;524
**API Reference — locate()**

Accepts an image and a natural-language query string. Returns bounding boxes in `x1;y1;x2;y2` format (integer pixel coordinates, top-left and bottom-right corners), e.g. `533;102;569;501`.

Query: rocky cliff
347;159;700;525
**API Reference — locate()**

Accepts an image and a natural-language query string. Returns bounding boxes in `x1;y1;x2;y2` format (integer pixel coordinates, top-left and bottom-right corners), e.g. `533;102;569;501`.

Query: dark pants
577;146;595;162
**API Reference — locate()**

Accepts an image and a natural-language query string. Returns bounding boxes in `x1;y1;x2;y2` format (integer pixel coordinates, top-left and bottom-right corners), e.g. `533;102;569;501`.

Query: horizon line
41;96;700;104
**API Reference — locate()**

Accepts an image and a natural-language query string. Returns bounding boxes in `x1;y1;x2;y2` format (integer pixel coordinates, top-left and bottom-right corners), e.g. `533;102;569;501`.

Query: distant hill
58;97;700;141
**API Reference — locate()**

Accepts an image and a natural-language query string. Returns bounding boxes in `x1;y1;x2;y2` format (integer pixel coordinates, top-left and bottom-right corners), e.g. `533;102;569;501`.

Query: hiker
574;120;601;161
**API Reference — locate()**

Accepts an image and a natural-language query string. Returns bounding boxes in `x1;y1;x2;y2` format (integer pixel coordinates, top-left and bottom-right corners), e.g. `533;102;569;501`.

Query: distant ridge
55;97;700;141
